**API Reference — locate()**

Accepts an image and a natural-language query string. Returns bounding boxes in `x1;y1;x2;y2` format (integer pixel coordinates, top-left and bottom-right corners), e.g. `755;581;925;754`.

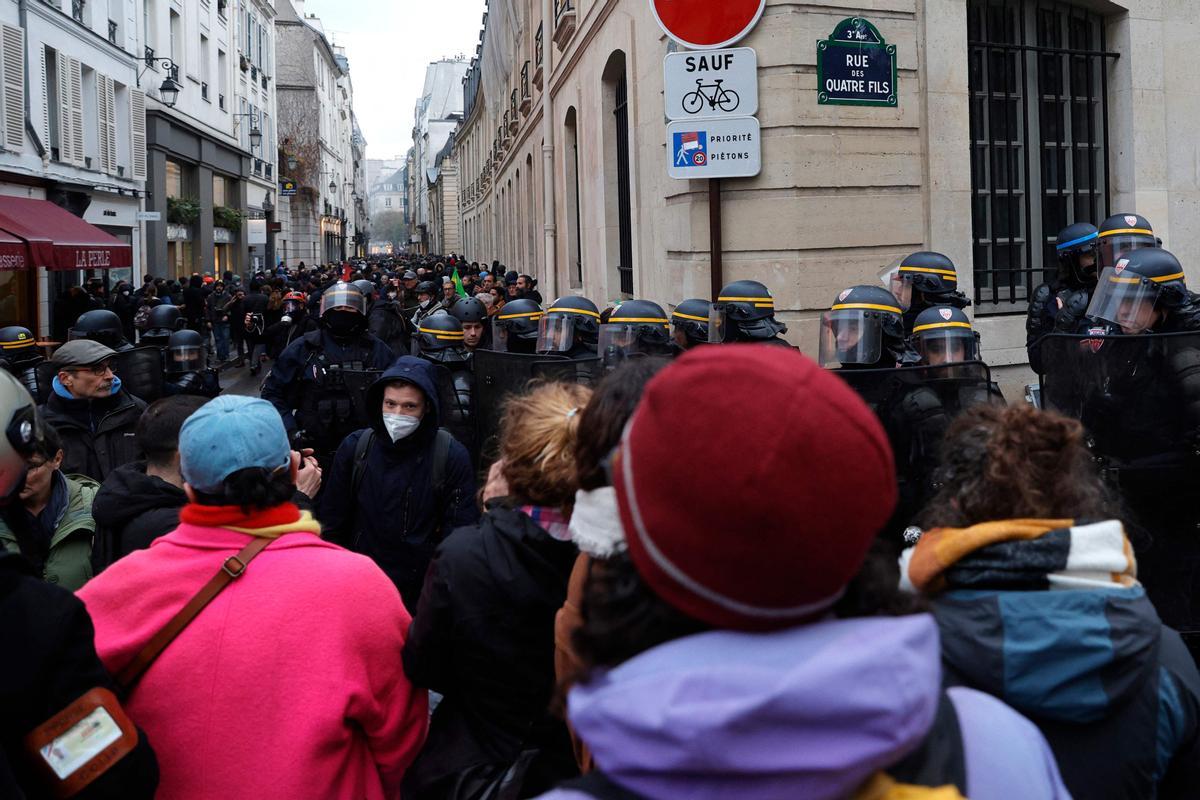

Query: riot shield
338;368;384;431
532;356;602;389
111;347;165;403
434;364;475;461
35;361;58;404
472;349;571;464
1038;332;1200;659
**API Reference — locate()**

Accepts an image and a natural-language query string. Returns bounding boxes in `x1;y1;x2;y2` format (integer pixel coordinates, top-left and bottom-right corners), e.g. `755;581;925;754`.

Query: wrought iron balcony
520;62;532;115
553;0;576;49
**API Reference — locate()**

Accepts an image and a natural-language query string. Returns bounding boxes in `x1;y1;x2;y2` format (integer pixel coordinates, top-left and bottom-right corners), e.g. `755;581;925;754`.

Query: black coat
90;462;187;575
0;552;159;798
402;503;579;797
40;387;147;482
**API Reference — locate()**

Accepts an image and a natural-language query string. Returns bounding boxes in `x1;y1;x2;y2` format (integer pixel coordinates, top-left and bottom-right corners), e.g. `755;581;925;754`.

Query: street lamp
138;57;183;108
233;112;262;153
286;153;298;172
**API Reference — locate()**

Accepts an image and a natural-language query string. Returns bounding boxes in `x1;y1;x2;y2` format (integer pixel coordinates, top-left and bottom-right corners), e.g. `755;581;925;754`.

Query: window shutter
130;88;146;180
39;48;48;147
97;74;116;174
0;25;24;151
68;57;84;167
57;55;72;163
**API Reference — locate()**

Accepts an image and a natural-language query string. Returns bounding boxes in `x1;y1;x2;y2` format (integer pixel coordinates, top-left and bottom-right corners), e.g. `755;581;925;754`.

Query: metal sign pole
709;177;723;299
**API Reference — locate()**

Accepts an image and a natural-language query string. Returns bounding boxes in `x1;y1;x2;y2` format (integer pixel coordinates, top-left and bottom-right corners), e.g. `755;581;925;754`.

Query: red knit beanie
613;344;897;631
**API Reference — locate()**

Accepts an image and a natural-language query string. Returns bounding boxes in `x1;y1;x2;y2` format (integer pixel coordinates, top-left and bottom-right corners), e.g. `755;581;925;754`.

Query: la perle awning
0;196;132;270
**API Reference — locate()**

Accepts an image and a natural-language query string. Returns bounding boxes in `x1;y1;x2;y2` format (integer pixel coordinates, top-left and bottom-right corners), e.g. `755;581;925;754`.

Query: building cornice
29;0;138;70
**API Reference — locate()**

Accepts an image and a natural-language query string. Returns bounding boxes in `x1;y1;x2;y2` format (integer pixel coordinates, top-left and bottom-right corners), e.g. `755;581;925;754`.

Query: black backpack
350;426;454;518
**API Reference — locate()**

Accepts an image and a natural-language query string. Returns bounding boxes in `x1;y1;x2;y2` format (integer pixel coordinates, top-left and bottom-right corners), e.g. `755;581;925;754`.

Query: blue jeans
212;322;231;362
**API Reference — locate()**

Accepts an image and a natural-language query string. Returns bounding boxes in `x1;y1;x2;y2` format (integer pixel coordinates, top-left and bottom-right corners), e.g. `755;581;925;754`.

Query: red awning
0;196;132;270
0;228;28;271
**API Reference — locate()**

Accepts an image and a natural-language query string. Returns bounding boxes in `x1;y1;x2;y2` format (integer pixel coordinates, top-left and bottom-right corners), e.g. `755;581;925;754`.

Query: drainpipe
541;0;557;297
17;0;47;158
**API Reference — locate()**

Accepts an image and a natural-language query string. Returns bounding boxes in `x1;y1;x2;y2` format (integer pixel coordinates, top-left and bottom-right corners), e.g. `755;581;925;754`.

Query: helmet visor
168;345;205;373
537;315;575;353
915;329;976;366
877;258;912;311
1086;267;1161;334
1098;232;1156;271
319;285;367;317
707;305;727;343
818;310;883;368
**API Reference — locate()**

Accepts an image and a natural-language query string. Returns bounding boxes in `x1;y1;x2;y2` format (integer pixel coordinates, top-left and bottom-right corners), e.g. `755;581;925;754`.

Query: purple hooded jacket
537;615;1070;800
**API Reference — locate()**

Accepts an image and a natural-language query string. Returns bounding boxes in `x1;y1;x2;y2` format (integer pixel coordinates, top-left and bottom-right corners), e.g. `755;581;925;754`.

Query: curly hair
920;404;1117;529
499;381;592;509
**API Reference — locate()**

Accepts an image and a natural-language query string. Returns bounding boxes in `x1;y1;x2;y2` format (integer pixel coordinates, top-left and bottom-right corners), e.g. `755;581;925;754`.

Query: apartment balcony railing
107;19;118;45
553;0;576;49
534;24;544;88
520;63;532;115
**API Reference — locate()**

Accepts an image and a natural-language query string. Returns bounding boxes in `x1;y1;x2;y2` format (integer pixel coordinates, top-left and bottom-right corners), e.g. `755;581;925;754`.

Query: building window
967;0;1115;311
564;107;582;288
602;51;634;296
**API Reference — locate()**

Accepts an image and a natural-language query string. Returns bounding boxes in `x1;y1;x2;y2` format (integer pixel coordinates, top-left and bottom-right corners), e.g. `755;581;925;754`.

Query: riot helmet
883;252;967;312
69;309;128;350
599;300;672;356
319;282;368;340
911;306;978;366
282;290;308;319
538;296;601;354
352;279;378;300
450;296;488;350
142;305;185;346
1054;222;1101;286
416;280;438;303
671;299;711;349
166;329;206;374
417;313;469;363
818;285;905;369
0;369;40;504
709;280;786;343
1086;248;1188;335
1097;213;1157;271
0;326;41;368
493;299;543;354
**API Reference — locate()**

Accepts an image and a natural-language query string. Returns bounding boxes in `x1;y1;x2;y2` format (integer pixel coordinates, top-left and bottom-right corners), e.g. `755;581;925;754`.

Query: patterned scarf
520;504;572;541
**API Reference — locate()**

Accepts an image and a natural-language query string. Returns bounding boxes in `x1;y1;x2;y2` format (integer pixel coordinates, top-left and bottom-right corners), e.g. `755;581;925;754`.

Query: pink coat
77;522;428;799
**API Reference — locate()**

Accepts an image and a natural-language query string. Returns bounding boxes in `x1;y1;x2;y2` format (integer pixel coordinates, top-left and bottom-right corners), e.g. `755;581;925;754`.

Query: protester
79;396;428;799
320;356;478;609
903;403;1200;798
403;380;592;798
205;280;235;363
537;346;1069;800
0;424;98;590
40;340;147;482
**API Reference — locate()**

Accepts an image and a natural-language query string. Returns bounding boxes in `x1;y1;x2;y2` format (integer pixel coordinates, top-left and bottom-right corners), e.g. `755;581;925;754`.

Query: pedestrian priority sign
673;131;709;168
667;117;761;180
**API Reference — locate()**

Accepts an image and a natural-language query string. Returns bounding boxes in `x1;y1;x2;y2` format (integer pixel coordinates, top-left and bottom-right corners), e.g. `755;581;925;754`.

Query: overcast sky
299;0;487;160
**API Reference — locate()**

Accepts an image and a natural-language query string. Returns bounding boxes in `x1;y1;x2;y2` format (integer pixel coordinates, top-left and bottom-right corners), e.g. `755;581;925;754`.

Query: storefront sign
213;227;234;244
136;211;162;222
667;116;761;179
167;224;191;241
816;18;897;107
73;250;112;268
248;218;267;245
280;179;297;197
664;48;758;120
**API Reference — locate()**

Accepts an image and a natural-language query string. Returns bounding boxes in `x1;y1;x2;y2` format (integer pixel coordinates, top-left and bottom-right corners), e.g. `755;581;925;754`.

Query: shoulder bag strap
115;536;273;693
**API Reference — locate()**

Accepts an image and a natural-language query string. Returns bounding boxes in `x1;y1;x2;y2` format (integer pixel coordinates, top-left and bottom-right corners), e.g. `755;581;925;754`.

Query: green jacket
0;474;99;590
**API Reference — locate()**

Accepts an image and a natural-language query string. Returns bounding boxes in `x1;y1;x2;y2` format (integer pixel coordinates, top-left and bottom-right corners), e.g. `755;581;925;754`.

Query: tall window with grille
967;0;1116;311
614;76;633;295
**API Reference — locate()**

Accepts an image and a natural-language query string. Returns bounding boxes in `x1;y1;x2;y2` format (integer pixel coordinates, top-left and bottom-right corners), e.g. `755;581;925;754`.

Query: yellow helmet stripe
608;317;670;325
718;295;774;303
1099;228;1153;237
912;321;973;333
831;302;902;314
419;328;466;338
1151;271;1185;283
898;266;958;280
548;306;601;318
1;340;34;350
1107;272;1184;285
671;311;709;323
497;311;543;320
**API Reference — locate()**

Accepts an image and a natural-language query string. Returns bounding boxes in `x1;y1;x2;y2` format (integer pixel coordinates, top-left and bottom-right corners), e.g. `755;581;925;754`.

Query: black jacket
0;552;158;798
367;300;412;357
90;462;187;575
40;385;147;482
401;503;579;797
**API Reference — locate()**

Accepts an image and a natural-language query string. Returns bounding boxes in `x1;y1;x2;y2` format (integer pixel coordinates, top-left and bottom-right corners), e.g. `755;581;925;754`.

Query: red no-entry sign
649;0;766;50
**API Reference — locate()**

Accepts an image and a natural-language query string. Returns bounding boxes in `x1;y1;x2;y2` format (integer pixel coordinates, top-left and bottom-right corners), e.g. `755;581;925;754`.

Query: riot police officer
491;299;543;354
599;300;675;365
140;305;185;349
415;314;473;450
671;299;711;350
0;326;45;399
415;313;471;366
707;280;789;345
261;283;395;467
450;296;489;352
817;285;917;369
357;278;411;356
1026;222;1102;372
411;281;441;325
69;309;134;352
1096;212;1158;272
1085;247;1200;334
885;252;971;334
537;296;600;359
164;330;221;398
911;305;979;366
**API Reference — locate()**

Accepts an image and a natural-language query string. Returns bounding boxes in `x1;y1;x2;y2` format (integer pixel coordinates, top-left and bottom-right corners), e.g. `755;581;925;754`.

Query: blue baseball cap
180;396;291;493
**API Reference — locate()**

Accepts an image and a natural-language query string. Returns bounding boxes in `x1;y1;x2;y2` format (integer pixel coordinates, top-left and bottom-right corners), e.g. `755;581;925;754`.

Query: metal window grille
72;0;84;24
107;19;118;44
614;76;633;295
967;0;1117;312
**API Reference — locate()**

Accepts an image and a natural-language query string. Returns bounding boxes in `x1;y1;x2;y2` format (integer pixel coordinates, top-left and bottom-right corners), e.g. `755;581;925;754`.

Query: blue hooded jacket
318;356;478;611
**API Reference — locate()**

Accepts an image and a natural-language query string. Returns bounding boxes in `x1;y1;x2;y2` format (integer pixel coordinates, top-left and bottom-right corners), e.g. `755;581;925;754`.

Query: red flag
341;263;352;282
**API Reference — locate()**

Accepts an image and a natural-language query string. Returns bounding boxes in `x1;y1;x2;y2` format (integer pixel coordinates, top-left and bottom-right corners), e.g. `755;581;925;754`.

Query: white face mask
382;413;421;442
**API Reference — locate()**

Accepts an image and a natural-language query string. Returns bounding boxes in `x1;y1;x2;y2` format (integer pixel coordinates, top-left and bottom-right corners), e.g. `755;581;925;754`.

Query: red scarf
180;502;302;530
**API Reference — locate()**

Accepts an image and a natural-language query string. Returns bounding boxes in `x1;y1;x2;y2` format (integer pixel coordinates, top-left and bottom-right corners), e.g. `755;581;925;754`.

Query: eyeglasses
67;362;113;377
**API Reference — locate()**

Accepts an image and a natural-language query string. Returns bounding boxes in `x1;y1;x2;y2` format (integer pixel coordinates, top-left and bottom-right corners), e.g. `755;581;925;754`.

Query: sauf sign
817;18;898;107
664;48;759;120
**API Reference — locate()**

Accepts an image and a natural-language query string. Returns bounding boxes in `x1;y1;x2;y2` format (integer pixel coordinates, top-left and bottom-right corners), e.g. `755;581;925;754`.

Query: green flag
452;266;467;298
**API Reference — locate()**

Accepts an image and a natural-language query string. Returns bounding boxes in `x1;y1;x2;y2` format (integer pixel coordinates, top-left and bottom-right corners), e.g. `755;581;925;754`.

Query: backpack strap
883;690;968;795
350;429;375;499
430;427;453;498
560;772;645;800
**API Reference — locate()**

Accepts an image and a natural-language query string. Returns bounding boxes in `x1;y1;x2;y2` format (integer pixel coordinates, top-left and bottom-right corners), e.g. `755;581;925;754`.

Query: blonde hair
500;381;592;509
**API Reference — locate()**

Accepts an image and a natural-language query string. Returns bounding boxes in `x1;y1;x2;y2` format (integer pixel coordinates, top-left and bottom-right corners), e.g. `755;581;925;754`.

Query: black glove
1054;289;1091;333
1027;284;1055;337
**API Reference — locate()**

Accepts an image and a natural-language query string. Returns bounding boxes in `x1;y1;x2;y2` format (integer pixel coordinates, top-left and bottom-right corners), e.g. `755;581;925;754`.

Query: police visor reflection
818;285;904;369
911;305;978;366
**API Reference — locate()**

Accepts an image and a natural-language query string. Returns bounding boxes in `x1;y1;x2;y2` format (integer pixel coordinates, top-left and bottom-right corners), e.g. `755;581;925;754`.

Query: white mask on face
382;413;421;442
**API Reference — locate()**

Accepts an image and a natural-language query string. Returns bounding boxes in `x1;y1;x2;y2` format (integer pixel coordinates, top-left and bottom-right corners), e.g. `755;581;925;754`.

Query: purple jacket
537;615;1070;800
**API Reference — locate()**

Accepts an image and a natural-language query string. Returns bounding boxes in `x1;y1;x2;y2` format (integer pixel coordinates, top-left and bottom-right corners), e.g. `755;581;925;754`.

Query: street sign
817;18;898;107
280;179;297;197
664;47;758;120
667;117;761;180
649;0;766;50
135;211;161;222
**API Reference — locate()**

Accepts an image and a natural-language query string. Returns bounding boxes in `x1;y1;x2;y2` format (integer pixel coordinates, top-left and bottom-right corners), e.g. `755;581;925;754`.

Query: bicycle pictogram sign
681;79;741;115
